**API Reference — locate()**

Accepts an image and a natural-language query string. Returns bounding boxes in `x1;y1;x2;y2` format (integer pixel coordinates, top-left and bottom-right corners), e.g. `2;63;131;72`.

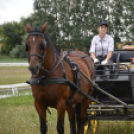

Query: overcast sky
0;0;34;24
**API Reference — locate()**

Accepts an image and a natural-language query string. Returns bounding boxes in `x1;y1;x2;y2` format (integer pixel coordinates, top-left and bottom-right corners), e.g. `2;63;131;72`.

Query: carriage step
89;104;124;108
89;104;134;110
87;109;115;112
127;105;134;109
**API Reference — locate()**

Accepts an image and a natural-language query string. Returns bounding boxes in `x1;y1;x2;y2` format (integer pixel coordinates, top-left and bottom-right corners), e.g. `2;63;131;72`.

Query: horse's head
25;23;47;75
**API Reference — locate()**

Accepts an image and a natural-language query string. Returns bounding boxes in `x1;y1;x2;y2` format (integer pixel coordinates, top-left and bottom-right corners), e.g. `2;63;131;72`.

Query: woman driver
89;22;114;77
89;22;114;65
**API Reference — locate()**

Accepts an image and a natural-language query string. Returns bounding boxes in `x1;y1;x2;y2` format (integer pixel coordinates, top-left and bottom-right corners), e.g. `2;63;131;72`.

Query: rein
34;54;68;83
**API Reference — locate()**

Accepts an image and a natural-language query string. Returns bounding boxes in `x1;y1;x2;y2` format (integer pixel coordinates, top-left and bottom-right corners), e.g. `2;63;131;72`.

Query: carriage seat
112;50;134;73
110;50;134;79
112;50;134;63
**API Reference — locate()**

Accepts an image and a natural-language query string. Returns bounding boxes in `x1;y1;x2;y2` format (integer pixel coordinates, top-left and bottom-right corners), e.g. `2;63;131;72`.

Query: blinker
43;39;47;49
25;42;28;51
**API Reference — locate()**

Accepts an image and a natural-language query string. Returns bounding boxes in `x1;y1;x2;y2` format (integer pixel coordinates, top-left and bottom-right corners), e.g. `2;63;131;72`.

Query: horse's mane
32;26;40;32
32;26;61;56
44;32;61;56
44;33;55;51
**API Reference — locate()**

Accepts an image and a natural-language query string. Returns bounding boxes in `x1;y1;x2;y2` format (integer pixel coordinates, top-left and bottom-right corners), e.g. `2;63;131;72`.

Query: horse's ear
41;22;47;33
25;23;32;33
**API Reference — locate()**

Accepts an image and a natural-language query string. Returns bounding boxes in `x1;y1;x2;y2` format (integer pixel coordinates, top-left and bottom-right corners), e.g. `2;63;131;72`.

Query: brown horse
25;22;95;134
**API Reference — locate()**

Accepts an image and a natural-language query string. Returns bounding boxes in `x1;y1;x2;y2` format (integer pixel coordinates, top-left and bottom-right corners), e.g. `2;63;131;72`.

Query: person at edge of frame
122;45;134;64
89;22;114;77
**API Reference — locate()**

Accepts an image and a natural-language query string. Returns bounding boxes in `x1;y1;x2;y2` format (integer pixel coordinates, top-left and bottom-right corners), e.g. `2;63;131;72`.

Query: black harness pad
64;56;81;87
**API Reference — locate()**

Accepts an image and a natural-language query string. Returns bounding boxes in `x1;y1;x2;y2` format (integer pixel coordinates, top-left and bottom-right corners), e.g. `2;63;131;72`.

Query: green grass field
0;55;27;63
0;66;30;85
0;95;70;134
0;66;134;134
1;95;134;134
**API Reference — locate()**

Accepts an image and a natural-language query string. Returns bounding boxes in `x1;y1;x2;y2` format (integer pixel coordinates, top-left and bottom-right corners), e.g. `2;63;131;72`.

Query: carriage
86;50;134;133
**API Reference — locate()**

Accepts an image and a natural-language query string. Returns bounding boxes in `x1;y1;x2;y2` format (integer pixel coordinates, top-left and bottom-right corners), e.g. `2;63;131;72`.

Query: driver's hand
101;60;108;65
94;58;99;64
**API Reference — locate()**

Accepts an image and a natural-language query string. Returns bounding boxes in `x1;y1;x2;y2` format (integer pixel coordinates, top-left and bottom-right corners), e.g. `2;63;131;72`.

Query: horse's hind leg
57;100;66;134
76;99;89;134
75;103;83;133
66;105;76;134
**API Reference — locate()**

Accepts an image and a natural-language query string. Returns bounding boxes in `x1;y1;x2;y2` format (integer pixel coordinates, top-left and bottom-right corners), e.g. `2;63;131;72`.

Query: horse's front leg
34;98;47;134
57;100;66;134
39;115;47;134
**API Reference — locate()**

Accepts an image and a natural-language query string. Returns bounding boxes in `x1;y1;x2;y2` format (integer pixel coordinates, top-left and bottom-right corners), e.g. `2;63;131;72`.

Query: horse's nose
29;65;39;75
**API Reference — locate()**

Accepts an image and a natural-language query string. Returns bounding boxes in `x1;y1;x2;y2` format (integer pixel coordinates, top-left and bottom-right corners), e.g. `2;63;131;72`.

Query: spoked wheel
84;116;99;134
84;102;99;134
90;119;99;134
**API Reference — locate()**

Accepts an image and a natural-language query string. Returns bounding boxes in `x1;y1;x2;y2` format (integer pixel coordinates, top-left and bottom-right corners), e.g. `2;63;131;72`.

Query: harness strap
29;53;44;59
64;50;94;80
64;56;80;86
27;32;45;38
63;56;81;105
57;55;68;79
28;77;69;85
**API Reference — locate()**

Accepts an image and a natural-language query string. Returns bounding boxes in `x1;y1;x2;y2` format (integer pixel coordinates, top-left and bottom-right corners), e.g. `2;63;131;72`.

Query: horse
25;22;95;134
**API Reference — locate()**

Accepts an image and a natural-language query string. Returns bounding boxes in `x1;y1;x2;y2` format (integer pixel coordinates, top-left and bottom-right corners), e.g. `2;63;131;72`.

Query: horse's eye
25;44;29;51
40;44;46;50
40;44;43;50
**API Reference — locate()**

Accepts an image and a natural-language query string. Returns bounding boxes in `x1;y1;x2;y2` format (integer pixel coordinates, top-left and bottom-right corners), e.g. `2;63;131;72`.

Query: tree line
0;0;134;57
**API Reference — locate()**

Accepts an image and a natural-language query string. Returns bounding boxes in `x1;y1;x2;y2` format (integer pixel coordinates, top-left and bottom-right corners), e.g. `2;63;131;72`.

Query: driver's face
98;25;108;34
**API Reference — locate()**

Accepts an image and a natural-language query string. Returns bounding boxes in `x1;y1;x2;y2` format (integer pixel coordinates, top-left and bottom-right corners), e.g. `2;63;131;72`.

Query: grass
0;95;40;134
98;121;134;134
0;95;134;134
0;95;70;134
0;55;27;63
0;66;31;85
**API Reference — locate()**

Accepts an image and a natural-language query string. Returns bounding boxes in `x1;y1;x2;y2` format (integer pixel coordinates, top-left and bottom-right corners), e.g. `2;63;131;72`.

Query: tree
0;22;25;54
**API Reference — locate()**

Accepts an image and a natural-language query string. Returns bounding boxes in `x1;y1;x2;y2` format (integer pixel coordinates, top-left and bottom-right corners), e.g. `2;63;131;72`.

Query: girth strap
27;77;69;85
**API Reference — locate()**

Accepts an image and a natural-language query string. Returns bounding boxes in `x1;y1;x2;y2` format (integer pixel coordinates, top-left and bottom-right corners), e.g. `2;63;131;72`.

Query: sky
0;0;34;24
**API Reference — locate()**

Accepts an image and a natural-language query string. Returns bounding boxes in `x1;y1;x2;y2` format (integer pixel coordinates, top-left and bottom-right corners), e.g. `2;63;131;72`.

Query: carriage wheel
84;120;99;134
90;119;99;134
84;102;99;134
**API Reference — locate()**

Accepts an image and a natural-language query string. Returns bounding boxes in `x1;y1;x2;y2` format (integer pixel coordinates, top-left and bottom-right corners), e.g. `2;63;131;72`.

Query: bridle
25;32;47;65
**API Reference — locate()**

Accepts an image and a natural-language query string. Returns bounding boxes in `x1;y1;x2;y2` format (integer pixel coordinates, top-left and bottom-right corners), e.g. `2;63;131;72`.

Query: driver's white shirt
89;34;114;57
